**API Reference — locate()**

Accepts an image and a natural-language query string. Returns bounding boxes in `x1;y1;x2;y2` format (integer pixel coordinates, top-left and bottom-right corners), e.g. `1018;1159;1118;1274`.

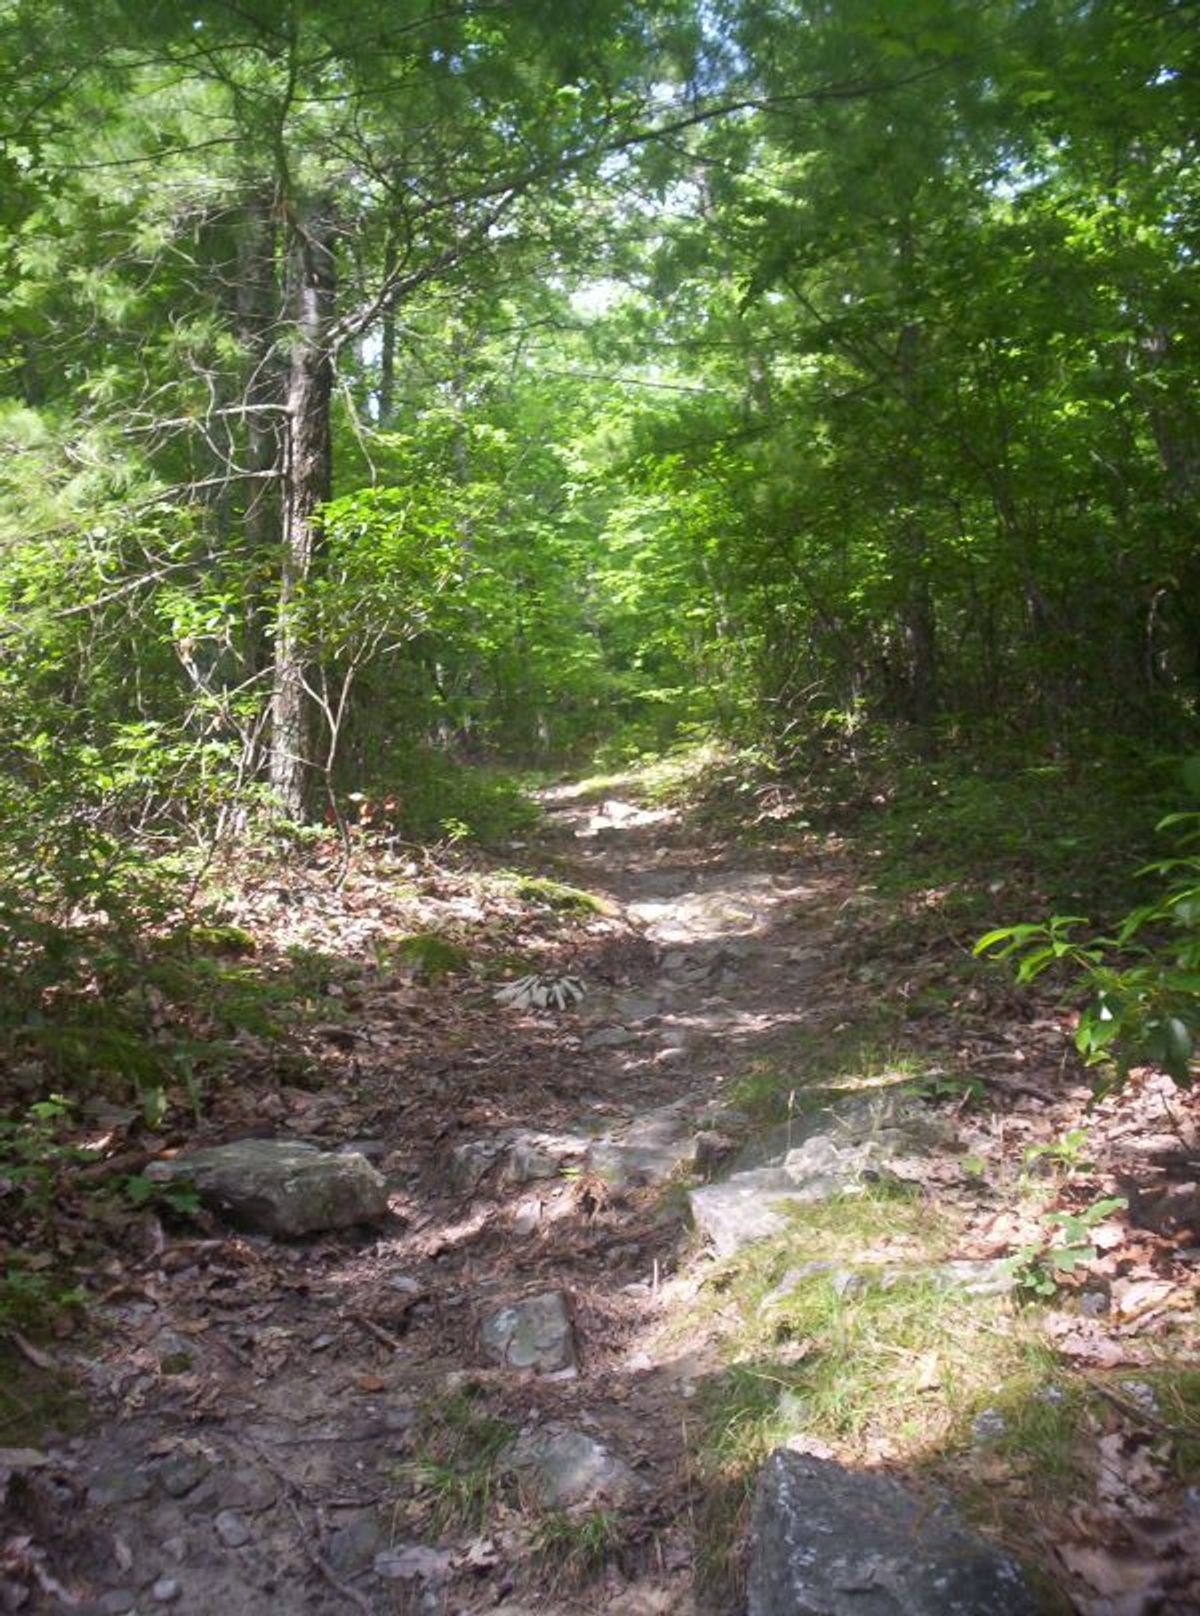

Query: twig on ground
4;1332;59;1373
1085;1376;1200;1442
246;1440;376;1614
346;1311;406;1354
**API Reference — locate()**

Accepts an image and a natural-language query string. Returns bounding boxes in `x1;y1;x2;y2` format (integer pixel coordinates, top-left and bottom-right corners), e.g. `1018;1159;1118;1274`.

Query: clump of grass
395;1391;514;1532
0;1343;88;1444
392;931;469;979
508;874;614;915
685;1212;1113;1610
530;1509;627;1590
183;922;257;956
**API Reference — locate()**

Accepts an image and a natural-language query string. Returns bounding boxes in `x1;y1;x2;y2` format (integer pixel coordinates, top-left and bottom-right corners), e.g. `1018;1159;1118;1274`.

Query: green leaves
979;811;1200;1091
1009;1196;1127;1299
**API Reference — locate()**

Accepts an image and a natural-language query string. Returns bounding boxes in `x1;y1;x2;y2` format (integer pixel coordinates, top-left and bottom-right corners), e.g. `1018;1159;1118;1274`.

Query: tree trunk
377;235;397;427
269;204;336;819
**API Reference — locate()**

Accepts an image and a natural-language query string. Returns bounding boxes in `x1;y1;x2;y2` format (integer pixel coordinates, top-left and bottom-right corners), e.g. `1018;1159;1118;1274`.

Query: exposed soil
3;782;1196;1614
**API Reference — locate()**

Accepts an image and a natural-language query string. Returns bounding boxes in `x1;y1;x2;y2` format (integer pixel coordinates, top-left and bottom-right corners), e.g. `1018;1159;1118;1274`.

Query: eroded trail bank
4;778;1197;1614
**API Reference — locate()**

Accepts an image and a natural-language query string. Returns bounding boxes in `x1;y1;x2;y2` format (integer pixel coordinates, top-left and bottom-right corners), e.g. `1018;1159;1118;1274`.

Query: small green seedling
1008;1195;1126;1298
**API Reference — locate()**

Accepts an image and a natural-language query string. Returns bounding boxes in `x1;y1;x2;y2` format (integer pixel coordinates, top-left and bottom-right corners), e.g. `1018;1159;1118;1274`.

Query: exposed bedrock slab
689;1171;810;1257
449;1130;587;1193
502;1131;588;1184
747;1450;1036;1615
502;1424;643;1510
690;1091;950;1257
480;1291;576;1375
146;1139;388;1236
453;1106;702;1197
585;1100;702;1188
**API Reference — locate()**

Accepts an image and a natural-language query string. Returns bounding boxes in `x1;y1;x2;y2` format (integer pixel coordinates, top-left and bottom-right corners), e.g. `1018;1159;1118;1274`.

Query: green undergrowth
2;917;332;1124
531;1509;629;1591
0;1344;89;1445
361;752;543;846
503;872;615;915
396;1390;515;1533
391;931;470;979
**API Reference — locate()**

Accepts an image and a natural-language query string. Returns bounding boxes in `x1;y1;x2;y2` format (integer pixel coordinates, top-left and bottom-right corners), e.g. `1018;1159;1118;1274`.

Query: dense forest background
0;0;1197;1098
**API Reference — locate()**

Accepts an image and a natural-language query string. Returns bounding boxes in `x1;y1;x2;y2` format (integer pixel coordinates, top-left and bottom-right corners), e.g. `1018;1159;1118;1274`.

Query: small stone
89;1466;153;1507
152;1577;181;1603
502;1425;643;1510
388;1275;423;1297
374;1545;453;1582
159;1454;212;1499
161;1537;187;1563
327;1511;384;1574
214;1465;279;1513
214;1508;251;1548
583;1026;637;1051
694;1130;736;1175
972;1409;1007;1443
1080;1290;1109;1316
480;1291;576;1375
94;1592;137;1615
448;1138;504;1193
502;1131;585;1184
1119;1379;1159;1414
512;1199;542;1236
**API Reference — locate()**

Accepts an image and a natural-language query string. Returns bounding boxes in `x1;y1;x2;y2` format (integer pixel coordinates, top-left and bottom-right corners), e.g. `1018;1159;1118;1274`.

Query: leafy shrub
976;806;1200;1089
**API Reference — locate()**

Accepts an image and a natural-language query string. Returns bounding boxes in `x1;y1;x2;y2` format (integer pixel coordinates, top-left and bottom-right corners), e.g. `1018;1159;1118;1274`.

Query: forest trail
27;780;852;1616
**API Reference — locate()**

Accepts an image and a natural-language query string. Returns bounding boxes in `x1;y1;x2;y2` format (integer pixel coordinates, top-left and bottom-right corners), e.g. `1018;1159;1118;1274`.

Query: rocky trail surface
4;781;1194;1614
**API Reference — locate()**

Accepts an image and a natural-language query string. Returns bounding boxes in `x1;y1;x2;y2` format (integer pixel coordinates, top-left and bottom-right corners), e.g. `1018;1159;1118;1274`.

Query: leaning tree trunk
269;205;336;820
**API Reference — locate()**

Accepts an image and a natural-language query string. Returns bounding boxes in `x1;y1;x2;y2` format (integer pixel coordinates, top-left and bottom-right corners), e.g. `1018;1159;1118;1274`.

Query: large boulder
146;1139;389;1237
748;1450;1036;1615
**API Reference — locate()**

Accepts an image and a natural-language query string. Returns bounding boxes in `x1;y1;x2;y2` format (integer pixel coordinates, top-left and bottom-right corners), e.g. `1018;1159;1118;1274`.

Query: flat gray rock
689;1171;816;1256
585;1102;699;1187
146;1139;388;1236
583;1026;638;1051
691;1092;950;1256
502;1131;586;1184
480;1291;576;1375
503;1424;642;1509
448;1137;505;1193
748;1450;1036;1615
326;1511;384;1574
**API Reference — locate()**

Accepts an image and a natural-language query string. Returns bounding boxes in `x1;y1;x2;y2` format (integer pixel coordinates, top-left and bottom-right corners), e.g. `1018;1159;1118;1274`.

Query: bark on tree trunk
378;236;397;427
269;205;336;820
235;192;282;702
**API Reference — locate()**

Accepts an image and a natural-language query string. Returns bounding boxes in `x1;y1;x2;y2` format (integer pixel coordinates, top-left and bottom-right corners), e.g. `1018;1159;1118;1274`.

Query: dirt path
16;784;850;1616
